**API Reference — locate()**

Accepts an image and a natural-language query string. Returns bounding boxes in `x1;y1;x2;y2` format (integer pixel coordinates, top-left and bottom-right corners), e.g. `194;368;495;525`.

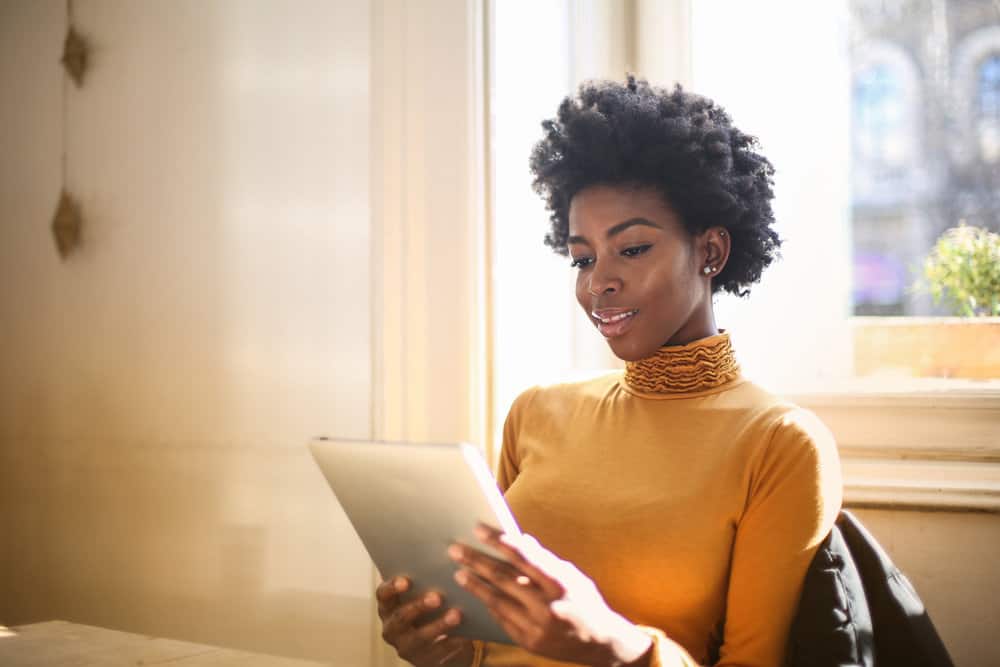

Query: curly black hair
529;75;781;297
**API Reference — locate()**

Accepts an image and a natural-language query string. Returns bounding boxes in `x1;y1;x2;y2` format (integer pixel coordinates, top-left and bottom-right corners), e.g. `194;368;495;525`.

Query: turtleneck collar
622;331;741;395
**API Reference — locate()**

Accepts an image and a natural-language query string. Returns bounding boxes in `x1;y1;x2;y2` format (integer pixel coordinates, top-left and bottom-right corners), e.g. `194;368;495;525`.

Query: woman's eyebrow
567;218;663;245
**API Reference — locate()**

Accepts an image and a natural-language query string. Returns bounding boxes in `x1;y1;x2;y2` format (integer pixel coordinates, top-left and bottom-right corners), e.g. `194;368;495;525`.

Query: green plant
919;223;1000;316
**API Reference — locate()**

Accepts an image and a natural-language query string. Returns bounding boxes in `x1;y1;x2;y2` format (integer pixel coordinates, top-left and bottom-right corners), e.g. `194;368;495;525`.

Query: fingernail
425;593;440;607
394;578;407;591
474;525;489;540
447;545;463;560
445;609;460;625
454;570;468;585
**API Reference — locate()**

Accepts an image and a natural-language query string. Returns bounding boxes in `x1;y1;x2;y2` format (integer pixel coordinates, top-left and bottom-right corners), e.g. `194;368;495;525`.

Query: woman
375;76;843;667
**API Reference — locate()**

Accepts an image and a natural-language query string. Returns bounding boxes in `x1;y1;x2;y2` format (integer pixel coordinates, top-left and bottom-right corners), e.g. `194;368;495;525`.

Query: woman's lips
592;309;638;338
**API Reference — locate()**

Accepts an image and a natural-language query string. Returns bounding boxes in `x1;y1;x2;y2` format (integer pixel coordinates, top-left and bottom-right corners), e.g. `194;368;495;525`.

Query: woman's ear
701;227;731;276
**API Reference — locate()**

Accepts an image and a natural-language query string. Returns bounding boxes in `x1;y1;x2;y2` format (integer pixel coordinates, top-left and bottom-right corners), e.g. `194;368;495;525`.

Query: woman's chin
606;336;657;363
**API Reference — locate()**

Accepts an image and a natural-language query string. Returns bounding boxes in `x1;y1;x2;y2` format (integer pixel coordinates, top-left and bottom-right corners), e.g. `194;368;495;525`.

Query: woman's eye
622;244;652;257
570;257;593;269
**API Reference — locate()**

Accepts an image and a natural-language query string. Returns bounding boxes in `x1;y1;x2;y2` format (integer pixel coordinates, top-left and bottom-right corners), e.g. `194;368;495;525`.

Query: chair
786;511;954;667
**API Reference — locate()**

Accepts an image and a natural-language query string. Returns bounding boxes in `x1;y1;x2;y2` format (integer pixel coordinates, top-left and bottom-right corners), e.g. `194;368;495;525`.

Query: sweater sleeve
712;407;843;666
494;386;536;493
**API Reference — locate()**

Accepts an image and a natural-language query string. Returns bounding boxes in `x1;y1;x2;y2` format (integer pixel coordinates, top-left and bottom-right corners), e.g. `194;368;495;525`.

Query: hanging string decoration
51;190;82;259
51;0;87;259
60;25;88;88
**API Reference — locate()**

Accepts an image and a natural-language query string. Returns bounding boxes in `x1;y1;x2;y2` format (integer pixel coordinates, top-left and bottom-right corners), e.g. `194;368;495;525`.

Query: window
854;62;912;176
689;0;1000;382
976;53;1000;160
489;0;1000;554
491;1;1000;426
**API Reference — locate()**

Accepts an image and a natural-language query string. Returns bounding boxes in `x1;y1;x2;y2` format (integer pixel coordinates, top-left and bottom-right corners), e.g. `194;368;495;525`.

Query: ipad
309;438;521;644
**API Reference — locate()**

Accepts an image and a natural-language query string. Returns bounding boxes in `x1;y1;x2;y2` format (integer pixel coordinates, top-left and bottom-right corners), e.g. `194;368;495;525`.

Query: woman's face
567;184;727;361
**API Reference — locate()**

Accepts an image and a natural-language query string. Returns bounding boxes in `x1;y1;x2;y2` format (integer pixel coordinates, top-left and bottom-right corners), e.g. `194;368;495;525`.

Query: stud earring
703;266;714;275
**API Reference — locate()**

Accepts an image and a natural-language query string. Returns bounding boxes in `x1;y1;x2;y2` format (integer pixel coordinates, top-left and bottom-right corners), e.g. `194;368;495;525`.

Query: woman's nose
587;269;621;296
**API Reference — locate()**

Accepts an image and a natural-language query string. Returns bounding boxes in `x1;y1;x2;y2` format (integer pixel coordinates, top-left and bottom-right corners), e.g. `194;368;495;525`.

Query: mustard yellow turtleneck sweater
474;332;843;667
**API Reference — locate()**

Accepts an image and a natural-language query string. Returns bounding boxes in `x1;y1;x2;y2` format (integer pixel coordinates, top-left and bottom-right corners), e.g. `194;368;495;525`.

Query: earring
703;266;714;275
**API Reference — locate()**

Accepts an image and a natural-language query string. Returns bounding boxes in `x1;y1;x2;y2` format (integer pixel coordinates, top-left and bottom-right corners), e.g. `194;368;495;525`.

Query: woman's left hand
448;524;652;667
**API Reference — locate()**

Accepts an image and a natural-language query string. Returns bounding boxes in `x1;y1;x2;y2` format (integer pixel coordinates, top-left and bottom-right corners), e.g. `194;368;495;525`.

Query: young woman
375;76;843;667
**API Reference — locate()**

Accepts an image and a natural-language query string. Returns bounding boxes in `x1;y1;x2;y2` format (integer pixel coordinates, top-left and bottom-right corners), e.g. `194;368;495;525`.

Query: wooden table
0;621;330;666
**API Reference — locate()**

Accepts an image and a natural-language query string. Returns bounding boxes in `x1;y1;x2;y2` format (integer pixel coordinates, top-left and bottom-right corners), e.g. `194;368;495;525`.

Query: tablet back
309;438;520;644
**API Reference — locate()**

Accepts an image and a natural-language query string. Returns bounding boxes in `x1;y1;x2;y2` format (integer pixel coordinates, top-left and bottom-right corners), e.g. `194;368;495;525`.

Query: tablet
309;438;521;644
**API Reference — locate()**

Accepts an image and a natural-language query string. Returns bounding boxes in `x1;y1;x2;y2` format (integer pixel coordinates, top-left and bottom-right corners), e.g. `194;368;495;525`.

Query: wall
0;1;410;664
0;1;373;662
1;2;486;663
851;509;1000;667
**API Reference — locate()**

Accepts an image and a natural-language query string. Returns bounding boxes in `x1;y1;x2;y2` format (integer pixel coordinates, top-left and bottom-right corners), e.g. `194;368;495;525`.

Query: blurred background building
850;0;1000;314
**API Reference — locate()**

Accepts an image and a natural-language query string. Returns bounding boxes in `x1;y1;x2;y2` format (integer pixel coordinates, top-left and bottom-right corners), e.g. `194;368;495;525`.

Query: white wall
0;1;372;662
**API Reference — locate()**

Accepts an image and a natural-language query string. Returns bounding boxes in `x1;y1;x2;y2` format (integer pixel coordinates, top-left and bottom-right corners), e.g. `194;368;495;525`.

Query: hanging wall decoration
51;0;87;260
51;190;82;259
60;24;88;88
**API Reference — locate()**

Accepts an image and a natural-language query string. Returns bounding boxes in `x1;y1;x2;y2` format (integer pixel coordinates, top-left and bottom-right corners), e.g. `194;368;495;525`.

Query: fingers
472;525;566;600
383;591;445;638
449;544;539;611
375;576;409;620
375;577;473;665
411;606;463;643
398;629;469;666
453;567;537;637
393;602;465;663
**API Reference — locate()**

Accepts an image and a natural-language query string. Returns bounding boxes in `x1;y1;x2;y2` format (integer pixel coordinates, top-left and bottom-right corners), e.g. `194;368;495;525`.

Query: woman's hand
449;524;653;667
375;576;475;666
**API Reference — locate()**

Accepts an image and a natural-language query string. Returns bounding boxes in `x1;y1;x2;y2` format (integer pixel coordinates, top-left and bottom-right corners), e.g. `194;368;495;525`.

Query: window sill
788;380;1000;513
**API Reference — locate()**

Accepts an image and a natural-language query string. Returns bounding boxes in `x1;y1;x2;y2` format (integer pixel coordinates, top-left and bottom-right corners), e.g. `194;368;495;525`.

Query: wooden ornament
51;190;82;259
61;26;88;87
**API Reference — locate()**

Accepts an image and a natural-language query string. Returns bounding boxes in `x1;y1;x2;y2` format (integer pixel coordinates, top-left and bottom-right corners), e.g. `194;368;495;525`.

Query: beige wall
0;1;373;663
1;1;486;664
850;509;1000;667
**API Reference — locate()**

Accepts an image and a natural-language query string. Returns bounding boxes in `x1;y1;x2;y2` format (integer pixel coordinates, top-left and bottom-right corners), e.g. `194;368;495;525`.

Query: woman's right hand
376;576;475;666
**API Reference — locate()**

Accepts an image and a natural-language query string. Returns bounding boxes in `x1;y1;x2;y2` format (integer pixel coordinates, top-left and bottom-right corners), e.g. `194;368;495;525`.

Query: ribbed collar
623;331;741;395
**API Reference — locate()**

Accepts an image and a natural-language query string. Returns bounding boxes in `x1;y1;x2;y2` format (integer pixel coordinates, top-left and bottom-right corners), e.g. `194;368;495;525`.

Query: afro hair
529;75;781;297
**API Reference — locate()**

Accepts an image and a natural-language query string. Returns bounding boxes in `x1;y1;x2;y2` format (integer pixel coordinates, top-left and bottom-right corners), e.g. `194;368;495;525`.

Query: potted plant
921;223;1000;317
853;223;1000;380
